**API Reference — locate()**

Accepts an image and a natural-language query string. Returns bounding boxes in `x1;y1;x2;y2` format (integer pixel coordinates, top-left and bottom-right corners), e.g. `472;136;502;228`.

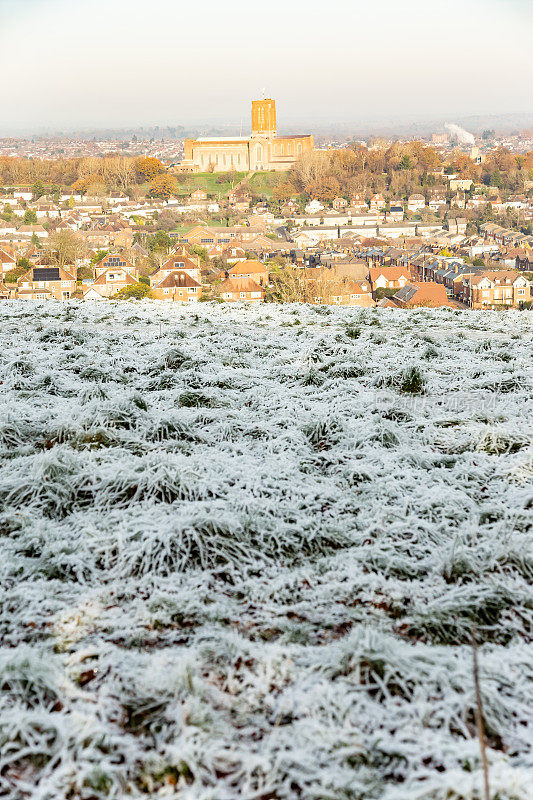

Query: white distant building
407;194;426;212
305;199;324;214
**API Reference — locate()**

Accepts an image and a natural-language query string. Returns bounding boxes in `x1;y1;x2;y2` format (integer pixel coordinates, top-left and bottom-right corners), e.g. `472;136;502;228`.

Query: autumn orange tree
272;182;297;202
135;157;166;182
305;177;341;202
148;174;176;200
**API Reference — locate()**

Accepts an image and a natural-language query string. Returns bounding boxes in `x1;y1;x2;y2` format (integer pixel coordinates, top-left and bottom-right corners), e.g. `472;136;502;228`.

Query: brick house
16;266;77;300
350;193;368;211
226;259;269;286
386;205;404;223
218;276;265;303
516;251;533;271
150;254;201;287
463;271;531;309
0;248;16;278
327;278;374;307
94;253;138;279
113;228;134;249
332;197;348;211
189;189;208;203
152;271;203;302
17;224;48;239
368;266;412;294
85;267;139;298
218;245;247;264
393;281;451;308
369;193;386;211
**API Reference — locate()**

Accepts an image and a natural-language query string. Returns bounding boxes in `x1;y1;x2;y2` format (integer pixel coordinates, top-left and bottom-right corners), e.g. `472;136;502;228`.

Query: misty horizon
2;111;533;141
1;0;532;135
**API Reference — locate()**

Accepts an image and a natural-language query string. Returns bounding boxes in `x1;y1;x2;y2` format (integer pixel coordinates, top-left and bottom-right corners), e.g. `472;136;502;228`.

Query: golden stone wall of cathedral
182;99;314;173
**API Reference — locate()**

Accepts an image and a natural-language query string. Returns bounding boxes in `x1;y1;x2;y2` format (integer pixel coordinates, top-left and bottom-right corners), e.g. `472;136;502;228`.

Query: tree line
273;143;533;203
0;156;176;198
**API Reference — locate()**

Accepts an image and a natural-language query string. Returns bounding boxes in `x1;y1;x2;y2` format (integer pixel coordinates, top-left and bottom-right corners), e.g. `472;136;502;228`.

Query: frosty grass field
0;300;532;800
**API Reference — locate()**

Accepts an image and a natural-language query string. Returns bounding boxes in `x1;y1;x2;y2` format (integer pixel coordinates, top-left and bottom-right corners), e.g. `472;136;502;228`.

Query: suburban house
368;266;412;293
219;245;247;264
392;281;451;308
369;193;386;211
428;193;446;212
151;271;203;302
449;178;473;192
327;278;374;307
189;189;208;203
150;254;201;287
451;193;466;209
218;276;265;303
113;228;134;249
81;229;114;248
226;259;269;286
16;266;77;300
332;197;348;211
386;205;404;223
85;267;139;298
330;261;370;281
463;271;531;309
17;224;48;239
106;192;130;206
447;218;467;235
94;253;138;279
516;251;533;271
407;194;426;213
14;188;33;202
350;194;368;211
0;248;16;278
281;199;300;215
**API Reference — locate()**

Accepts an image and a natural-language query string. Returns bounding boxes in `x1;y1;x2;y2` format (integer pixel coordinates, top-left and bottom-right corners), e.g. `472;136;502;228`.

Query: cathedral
181;98;314;173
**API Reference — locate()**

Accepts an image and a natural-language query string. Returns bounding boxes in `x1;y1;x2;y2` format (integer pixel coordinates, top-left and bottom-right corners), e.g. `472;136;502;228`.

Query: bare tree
49;230;85;270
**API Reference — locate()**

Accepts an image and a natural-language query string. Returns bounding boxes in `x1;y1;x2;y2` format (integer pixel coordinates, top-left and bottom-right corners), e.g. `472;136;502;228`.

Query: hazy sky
0;0;532;132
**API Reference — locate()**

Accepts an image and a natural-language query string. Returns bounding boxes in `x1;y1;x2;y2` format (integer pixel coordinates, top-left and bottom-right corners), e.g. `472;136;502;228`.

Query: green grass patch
247;171;285;198
175;172;247;197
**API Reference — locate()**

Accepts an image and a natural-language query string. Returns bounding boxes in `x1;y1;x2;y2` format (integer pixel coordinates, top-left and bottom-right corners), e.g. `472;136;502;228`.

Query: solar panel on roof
33;268;60;281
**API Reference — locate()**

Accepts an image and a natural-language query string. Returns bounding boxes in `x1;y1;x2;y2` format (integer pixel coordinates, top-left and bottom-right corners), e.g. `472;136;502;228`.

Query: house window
240;292;246;298
189;287;197;293
163;288;169;294
61;281;70;287
517;288;525;295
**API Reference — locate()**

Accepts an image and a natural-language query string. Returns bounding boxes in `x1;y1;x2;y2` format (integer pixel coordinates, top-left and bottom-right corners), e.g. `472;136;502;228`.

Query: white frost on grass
0;300;532;799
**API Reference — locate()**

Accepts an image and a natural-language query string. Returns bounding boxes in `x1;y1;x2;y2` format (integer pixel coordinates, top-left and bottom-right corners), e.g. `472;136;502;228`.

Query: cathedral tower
251;98;276;137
